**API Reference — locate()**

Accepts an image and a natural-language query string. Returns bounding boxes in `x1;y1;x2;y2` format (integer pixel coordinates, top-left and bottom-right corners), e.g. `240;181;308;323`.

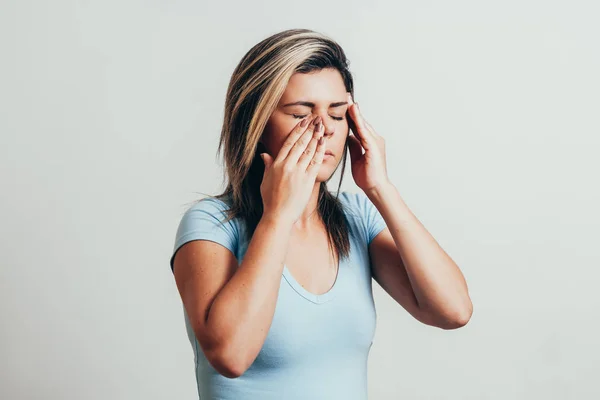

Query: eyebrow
282;101;348;108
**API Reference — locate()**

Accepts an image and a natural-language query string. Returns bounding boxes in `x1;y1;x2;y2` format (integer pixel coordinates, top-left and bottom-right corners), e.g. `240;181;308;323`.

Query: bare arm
368;183;472;329
173;214;293;378
173;114;325;378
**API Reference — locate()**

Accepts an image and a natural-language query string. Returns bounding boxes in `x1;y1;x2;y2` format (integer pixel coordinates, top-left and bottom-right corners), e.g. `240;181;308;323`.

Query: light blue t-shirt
169;191;387;400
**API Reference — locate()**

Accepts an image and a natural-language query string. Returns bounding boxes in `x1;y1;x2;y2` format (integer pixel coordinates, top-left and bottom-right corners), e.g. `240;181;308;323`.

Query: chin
315;150;344;180
315;165;337;183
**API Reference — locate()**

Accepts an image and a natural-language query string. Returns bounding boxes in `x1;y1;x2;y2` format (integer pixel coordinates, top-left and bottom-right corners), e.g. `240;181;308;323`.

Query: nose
313;112;335;137
323;124;335;138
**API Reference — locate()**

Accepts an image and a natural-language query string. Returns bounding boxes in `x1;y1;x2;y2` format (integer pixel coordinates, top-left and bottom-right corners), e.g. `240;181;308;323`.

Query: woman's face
261;68;350;182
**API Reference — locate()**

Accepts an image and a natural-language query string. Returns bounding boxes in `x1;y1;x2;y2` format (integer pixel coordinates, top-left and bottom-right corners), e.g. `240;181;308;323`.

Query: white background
1;1;598;399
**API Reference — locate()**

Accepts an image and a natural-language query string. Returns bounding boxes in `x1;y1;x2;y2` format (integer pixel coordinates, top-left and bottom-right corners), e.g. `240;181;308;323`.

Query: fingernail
301;117;309;127
314;116;322;126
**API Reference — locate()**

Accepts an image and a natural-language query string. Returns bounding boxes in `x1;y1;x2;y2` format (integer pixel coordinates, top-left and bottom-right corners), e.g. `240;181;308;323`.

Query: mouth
324;150;334;158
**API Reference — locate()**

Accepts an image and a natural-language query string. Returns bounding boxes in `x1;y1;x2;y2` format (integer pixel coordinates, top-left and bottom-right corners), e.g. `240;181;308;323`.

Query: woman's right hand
259;115;326;224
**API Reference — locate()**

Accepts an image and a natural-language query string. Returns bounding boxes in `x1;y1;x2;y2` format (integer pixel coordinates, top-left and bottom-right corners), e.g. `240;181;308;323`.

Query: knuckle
283;162;294;173
296;123;308;133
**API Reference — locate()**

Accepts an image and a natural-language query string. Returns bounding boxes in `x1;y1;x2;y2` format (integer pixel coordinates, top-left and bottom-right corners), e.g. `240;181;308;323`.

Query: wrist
364;180;395;202
260;211;295;231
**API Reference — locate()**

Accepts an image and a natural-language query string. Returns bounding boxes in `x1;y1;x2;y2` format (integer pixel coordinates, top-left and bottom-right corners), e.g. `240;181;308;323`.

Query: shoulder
338;190;374;219
170;194;241;272
178;195;238;233
185;194;233;217
338;190;386;245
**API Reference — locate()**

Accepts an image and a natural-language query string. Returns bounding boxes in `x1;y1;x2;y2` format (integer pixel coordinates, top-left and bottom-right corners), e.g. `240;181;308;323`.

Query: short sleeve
355;192;387;245
169;196;239;273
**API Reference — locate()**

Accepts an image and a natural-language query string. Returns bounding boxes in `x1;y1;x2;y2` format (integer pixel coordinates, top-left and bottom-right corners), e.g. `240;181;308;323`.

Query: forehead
279;69;346;103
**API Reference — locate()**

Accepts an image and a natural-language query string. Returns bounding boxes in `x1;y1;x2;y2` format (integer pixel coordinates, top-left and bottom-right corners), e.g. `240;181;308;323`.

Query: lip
324;150;334;157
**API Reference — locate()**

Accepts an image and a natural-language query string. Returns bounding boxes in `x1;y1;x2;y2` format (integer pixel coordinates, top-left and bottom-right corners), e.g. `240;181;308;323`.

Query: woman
170;28;472;399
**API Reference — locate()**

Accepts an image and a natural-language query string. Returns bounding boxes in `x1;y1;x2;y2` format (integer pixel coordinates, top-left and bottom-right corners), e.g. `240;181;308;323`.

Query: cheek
262;116;298;154
334;128;350;147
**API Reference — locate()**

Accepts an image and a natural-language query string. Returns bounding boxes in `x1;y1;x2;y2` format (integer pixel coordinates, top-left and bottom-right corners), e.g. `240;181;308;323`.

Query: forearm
367;182;472;325
207;213;293;371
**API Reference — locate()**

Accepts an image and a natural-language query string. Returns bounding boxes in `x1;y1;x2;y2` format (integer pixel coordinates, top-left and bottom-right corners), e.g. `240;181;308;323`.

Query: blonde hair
214;28;355;260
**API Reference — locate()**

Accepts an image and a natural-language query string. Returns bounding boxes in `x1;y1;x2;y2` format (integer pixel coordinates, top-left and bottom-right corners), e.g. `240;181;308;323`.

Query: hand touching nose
259;114;326;224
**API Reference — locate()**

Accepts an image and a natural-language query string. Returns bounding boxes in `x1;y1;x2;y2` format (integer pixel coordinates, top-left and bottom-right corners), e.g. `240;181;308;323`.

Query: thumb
347;134;363;164
260;153;273;170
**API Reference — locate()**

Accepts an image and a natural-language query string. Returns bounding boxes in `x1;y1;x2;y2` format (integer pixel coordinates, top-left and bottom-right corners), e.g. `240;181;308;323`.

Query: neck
294;182;322;229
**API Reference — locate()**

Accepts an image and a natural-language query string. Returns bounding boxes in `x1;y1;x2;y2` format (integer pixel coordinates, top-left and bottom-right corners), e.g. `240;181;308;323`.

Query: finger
364;120;379;137
260;152;273;170
306;135;326;176
298;121;324;169
347;93;374;136
350;102;370;135
347;134;363;164
275;114;314;162
285;116;320;163
347;92;375;142
348;112;371;151
348;103;373;150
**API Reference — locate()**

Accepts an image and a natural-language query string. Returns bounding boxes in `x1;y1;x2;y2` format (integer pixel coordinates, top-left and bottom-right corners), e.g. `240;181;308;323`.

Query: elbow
214;359;247;379
441;302;473;330
442;313;471;330
193;324;250;378
204;343;250;379
421;301;473;330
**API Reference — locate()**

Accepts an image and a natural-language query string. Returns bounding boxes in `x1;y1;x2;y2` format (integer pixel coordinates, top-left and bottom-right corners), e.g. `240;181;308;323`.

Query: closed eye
292;114;344;121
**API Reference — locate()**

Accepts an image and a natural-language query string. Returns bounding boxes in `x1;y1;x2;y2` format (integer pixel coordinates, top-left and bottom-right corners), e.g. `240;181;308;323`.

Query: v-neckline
282;256;343;305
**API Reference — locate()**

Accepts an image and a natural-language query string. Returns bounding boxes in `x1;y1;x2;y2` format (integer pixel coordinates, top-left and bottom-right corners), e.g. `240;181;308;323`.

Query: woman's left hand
346;93;390;194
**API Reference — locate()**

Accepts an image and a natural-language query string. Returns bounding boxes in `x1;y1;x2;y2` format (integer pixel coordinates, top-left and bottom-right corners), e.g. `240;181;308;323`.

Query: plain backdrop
1;1;599;399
